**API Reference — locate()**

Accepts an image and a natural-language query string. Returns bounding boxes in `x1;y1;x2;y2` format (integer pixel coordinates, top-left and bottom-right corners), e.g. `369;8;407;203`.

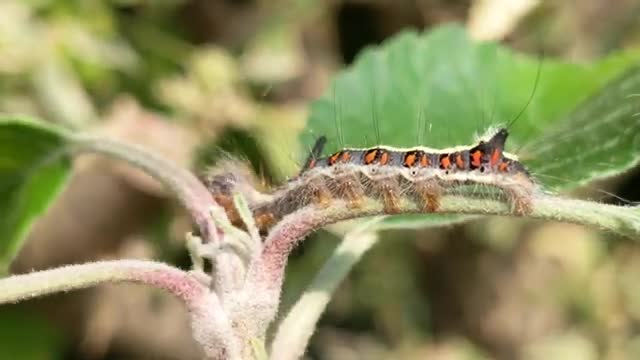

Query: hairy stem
69;135;218;243
0;260;242;359
269;218;383;360
252;193;640;304
66;135;242;296
0;260;206;305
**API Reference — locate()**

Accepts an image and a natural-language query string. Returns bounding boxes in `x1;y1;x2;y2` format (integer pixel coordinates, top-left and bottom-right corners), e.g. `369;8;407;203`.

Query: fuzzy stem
269;218;382;360
249;193;640;327
67;135;241;296
0;260;206;305
69;135;218;243
0;260;242;359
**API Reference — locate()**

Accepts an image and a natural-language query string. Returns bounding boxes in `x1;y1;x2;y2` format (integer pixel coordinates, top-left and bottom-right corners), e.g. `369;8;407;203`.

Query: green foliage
0;309;64;360
0;118;71;273
305;25;640;191
524;66;640;190
304;25;640;228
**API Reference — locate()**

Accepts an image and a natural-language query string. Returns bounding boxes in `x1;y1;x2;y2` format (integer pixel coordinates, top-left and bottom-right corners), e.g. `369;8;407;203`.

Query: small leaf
302;24;640;228
0;117;72;273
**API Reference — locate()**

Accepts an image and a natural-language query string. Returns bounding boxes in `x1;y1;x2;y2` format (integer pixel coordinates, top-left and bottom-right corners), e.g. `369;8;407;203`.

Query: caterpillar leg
213;194;241;227
254;211;276;233
335;174;366;209
500;174;535;216
415;180;443;212
375;179;402;214
503;185;534;216
308;179;333;208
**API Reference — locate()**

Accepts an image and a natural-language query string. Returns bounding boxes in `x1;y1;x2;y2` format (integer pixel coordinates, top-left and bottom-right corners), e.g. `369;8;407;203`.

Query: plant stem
251;193;640;322
267;194;640;264
269;218;383;360
0;260;244;359
0;260;206;305
66;135;243;296
69;135;218;243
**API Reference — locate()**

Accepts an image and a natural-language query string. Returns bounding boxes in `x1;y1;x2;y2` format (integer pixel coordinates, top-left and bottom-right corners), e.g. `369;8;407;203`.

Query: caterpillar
206;126;537;234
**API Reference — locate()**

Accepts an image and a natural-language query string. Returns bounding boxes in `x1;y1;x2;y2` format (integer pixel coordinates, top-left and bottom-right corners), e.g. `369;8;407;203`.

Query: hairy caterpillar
206;126;537;233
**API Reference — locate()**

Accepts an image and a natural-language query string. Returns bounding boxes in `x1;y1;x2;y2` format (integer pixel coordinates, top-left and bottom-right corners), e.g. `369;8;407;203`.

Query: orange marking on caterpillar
328;152;341;166
340;151;352;162
403;152;417;167
471;150;482;167
379;151;390;165
420;153;430;167
455;153;465;169
499;162;509;172
440;154;451;169
490;149;501;166
364;149;378;164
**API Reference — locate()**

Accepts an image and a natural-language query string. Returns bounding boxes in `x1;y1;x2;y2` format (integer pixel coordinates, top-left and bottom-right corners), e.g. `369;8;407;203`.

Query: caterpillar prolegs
206;127;537;233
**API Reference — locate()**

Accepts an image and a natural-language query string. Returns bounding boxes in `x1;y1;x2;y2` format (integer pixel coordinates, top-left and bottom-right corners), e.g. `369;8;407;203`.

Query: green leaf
0;117;72;273
523;66;640;190
303;24;640;228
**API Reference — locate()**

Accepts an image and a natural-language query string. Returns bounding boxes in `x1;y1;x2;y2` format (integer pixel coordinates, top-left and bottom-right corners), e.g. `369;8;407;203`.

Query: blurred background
2;0;640;359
